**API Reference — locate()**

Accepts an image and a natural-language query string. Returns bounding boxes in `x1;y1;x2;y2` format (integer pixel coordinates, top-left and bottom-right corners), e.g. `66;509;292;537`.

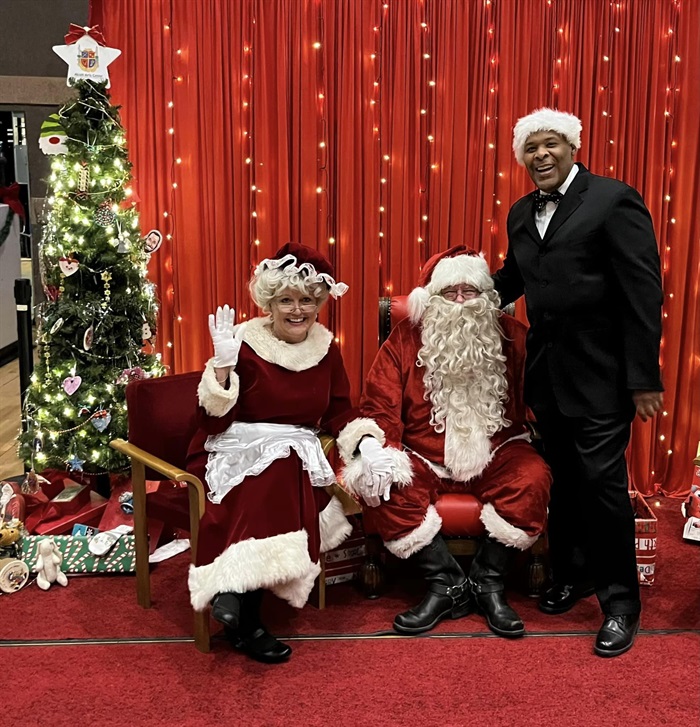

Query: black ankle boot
211;591;242;629
228;590;292;664
393;535;472;635
469;537;524;638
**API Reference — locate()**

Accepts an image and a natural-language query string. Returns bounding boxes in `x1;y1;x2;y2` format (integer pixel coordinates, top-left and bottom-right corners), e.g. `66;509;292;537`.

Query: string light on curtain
418;0;432;262
653;0;682;482
376;2;389;294
244;8;257;322
484;0;499;256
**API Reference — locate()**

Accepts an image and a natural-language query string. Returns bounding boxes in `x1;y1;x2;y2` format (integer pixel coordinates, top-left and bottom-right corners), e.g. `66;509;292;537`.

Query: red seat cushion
434;493;485;537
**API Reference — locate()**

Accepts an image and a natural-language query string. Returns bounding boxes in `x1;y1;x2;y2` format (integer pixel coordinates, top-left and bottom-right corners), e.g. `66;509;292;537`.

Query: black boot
211;591;242;629
227;590;292;664
393;535;472;634
469;537;525;638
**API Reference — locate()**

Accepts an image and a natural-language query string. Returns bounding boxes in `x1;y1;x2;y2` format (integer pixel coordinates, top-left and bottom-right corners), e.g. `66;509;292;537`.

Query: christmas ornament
62;375;82;396
83;325;94;351
38;113;68;155
143;229;163;254
95;201;116;227
67;454;85;472
92;410;112;432
116;367;146;385
21;469;50;496
52;24;121;88
142;322;152;341
58;256;80;276
45;285;60;302
75;161;90;201
50;317;64;334
78;406;90;416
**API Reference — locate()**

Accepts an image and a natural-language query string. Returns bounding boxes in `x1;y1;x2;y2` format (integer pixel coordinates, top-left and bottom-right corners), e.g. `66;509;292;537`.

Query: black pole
14;278;33;430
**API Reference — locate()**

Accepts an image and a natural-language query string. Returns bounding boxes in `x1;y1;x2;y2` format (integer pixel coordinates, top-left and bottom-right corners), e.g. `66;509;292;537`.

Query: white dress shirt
535;163;580;238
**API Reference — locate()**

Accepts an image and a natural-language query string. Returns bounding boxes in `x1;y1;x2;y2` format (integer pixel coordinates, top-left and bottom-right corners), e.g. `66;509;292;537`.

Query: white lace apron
204;422;335;504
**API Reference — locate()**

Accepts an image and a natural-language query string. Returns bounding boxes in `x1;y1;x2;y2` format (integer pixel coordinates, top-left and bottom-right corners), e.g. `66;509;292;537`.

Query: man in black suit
493;108;663;657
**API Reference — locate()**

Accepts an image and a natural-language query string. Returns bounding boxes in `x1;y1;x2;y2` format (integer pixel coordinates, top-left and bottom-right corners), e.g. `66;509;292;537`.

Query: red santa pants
362;439;551;545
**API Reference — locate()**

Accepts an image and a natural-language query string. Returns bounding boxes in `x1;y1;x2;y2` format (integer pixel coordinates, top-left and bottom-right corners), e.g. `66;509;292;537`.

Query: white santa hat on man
512;107;582;166
407;245;493;323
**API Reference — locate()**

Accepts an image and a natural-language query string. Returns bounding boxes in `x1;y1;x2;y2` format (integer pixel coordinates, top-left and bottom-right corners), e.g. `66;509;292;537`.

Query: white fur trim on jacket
242;316;332;371
341;446;414;498
197;358;241;417
512;108;582;165
384;504;442;559
270;561;322;608
319;495;352;552
336;417;386;465
188;529;316;610
480;502;539;551
426;253;494;296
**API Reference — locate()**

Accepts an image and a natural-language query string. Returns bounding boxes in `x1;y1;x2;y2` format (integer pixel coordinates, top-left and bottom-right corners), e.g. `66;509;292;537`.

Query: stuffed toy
35;537;68;590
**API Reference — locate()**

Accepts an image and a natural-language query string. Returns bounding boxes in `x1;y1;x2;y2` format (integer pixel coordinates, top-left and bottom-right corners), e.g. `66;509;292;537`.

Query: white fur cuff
384;504;442;559
197;358;240;417
188;529;314;610
336;417;385;464
479;502;539;551
319;495;353;552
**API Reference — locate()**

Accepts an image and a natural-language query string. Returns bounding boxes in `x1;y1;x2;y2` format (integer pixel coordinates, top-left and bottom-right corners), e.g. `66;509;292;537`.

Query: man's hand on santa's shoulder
632;390;664;422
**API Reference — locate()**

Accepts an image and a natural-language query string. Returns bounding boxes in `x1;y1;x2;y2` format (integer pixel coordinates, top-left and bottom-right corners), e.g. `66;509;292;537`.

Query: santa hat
253;242;348;298
512;108;582;165
407;246;493;323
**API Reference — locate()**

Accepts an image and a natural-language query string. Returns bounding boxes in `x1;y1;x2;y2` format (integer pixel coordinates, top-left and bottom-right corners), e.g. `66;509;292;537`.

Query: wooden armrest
110;438;206;517
319;434;335;457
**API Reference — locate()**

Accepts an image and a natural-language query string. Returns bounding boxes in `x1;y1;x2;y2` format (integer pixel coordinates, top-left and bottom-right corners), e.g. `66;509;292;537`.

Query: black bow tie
533;191;563;213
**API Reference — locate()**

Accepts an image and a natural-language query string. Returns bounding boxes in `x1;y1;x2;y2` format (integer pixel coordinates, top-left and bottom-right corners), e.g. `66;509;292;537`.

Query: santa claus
337;246;551;637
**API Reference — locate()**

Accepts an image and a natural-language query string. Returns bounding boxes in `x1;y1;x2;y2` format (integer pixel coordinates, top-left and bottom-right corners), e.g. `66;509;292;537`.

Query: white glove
358;437;395;507
208;305;241;368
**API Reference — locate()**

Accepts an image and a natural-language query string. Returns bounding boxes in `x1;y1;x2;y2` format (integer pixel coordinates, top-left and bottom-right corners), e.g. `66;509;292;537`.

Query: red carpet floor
12;634;699;726
3;497;698;642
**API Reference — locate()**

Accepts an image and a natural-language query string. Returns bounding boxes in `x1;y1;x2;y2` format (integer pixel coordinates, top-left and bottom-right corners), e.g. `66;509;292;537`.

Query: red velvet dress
337;314;551;557
186;317;356;611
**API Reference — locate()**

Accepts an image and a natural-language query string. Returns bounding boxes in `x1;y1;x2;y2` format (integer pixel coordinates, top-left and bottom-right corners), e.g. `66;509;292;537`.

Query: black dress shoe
539;582;596;615
211;592;241;629
594;614;640;657
232;627;292;664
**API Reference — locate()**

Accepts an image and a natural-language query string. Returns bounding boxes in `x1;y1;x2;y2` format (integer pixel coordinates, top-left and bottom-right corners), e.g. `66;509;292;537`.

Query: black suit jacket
493;163;663;417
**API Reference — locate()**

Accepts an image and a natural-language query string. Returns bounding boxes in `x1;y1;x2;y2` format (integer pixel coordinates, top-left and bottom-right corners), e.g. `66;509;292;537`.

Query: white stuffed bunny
35;537;68;590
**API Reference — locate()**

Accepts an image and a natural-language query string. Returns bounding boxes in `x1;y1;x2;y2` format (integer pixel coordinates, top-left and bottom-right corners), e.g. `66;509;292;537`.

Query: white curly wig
512;108;582;165
249;267;330;313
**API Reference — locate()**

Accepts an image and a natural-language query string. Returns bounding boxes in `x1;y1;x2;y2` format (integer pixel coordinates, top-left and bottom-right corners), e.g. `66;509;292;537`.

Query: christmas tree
18;78;165;475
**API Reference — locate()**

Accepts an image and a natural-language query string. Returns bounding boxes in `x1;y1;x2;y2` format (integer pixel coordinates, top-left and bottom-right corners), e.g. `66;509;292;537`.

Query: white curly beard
417;292;510;481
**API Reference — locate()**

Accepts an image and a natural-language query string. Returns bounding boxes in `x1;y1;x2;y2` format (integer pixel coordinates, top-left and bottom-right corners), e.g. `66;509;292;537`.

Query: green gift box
20;534;136;574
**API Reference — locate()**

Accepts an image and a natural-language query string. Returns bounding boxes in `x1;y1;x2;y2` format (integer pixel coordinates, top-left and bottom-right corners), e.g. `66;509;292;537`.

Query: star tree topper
53;24;121;88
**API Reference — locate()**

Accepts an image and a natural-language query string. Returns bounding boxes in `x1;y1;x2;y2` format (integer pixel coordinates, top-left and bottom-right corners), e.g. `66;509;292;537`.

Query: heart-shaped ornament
59;257;79;276
62;375;82;395
92;411;112;432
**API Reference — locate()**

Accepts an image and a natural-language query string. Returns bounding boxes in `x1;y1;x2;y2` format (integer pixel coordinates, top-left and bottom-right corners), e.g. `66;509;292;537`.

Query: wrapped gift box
33;491;109;535
21;533;136;574
630;489;657;586
324;516;366;585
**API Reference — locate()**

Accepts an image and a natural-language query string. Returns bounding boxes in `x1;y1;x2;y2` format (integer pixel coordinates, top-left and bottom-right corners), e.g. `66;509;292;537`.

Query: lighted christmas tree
18;77;165;475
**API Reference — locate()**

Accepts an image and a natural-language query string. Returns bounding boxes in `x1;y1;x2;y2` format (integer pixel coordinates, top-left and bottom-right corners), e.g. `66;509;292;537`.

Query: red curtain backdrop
89;0;699;497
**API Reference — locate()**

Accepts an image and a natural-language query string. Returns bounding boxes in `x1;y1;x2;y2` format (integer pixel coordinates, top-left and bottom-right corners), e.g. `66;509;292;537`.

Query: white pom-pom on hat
512;108;582;165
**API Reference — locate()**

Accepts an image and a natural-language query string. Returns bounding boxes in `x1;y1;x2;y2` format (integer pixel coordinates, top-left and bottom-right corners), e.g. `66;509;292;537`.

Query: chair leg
360;534;385;599
527;536;548;597
312;554;327;609
131;461;151;608
193;610;210;653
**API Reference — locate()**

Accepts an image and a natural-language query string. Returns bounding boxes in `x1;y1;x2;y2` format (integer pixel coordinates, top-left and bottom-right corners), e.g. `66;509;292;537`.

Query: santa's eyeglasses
441;286;480;302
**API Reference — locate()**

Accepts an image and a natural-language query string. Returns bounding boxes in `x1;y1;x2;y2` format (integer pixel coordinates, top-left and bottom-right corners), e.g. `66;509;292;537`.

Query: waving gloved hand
208;305;241;368
358;437;395;507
